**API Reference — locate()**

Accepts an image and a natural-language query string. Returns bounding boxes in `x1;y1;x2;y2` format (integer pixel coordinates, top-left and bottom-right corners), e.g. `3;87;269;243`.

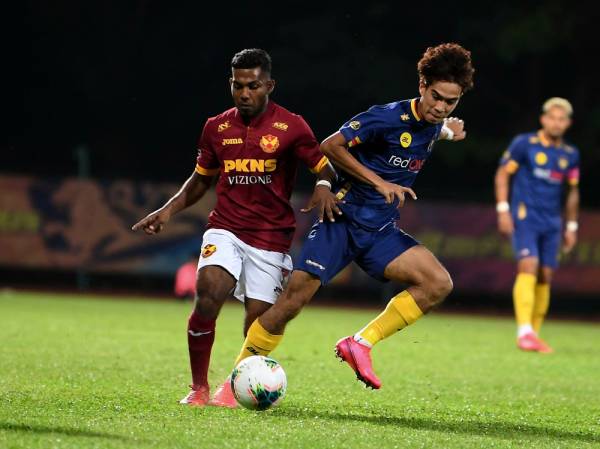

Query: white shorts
197;228;293;304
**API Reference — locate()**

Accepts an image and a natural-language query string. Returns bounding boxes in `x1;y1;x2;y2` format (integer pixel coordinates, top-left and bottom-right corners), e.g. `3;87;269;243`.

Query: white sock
353;333;372;348
518;324;535;338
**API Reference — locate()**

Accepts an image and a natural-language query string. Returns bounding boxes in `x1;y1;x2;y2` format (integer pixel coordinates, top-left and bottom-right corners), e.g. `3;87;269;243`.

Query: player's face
418;81;462;124
540;106;571;139
230;68;274;118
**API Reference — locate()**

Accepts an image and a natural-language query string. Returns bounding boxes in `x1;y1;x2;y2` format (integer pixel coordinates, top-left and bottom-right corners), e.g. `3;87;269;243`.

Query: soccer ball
230;355;287;410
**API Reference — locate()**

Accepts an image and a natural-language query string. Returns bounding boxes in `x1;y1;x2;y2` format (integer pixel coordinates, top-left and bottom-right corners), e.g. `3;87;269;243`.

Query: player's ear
418;79;427;97
267;79;275;94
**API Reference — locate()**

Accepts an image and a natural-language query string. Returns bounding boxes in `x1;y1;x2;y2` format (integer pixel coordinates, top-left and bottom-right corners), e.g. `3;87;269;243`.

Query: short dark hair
417;43;475;93
231;48;272;75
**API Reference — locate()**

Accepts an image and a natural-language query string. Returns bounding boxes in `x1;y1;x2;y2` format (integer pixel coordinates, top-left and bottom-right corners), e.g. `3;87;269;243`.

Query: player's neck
540;129;562;147
240;100;270;125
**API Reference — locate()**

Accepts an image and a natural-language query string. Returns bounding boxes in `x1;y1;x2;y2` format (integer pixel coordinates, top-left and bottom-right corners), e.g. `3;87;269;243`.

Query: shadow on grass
0;422;133;440
275;407;599;444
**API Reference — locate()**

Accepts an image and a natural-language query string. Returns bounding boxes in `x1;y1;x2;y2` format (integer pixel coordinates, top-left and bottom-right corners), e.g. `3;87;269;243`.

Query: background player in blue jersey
495;98;580;353
231;43;475;389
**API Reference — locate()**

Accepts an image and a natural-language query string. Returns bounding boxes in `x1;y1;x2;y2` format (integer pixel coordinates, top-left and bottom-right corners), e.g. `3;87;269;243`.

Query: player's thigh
238;246;293;305
295;219;357;286
382;244;451;291
512;226;540;269
357;225;420;282
196;266;237;302
538;230;561;271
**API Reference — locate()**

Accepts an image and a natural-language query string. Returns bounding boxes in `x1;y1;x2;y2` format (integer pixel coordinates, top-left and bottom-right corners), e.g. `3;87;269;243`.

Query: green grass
0;291;599;449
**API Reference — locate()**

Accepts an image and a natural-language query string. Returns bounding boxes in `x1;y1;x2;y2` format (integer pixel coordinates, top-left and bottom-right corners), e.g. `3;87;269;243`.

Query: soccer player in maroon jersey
132;49;338;406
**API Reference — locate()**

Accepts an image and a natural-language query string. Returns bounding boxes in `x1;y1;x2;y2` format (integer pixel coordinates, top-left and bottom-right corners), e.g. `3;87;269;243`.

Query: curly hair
231;48;272;75
417;43;474;92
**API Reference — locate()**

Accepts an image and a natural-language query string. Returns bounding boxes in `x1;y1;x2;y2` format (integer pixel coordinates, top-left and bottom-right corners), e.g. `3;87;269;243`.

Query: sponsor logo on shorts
260;134;280;153
388;154;425;172
201;244;217;258
273;286;283;295
559;157;569;169
520;248;531;257
305;259;325;271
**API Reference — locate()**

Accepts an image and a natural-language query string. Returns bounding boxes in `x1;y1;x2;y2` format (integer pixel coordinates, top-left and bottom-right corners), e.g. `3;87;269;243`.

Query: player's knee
428;270;453;305
194;282;226;318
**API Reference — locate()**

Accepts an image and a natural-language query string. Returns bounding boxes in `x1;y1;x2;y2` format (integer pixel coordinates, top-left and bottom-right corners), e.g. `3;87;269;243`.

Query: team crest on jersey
401;113;410;121
349;121;361;130
535;152;548;165
272;122;288;131
400;132;412;148
559;157;569;169
218;121;231;133
260;134;280;153
201;244;217;258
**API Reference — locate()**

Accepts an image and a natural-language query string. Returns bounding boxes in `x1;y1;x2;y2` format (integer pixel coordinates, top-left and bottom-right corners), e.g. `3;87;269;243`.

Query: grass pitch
0;291;599;449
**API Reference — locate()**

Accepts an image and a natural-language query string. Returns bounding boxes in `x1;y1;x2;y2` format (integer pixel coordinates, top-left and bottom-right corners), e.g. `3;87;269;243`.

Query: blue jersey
336;98;442;230
500;131;580;230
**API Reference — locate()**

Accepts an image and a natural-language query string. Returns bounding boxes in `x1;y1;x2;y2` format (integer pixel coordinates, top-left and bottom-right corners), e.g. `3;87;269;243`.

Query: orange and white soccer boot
179;384;210;406
208;379;238;408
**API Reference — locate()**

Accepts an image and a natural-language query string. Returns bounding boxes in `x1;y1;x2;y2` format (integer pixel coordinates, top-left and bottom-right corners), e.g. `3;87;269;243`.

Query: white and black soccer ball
230;355;287;410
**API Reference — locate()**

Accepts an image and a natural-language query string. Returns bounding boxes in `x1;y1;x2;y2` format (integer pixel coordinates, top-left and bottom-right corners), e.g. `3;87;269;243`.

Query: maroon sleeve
293;116;329;173
195;121;220;176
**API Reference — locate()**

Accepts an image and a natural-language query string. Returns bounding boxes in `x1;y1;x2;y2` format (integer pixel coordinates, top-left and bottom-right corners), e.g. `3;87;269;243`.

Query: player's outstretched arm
132;171;213;235
440;117;467;141
563;184;579;253
321;132;416;207
301;163;343;223
494;166;513;236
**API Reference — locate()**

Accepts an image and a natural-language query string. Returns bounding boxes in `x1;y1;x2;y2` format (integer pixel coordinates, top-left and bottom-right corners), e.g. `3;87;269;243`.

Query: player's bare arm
301;163;343;222
494;165;514;236
321;132;417;207
132;171;213;235
563;184;579;253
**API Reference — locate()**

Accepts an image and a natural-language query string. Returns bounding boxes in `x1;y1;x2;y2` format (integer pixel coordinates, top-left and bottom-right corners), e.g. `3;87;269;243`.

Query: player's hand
497;211;514;236
375;181;417;208
132;207;171;235
301;185;343;223
444;117;466;141
562;229;577;254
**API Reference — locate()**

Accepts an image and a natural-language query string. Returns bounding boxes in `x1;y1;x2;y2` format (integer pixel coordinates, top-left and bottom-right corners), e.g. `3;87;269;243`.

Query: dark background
9;1;599;206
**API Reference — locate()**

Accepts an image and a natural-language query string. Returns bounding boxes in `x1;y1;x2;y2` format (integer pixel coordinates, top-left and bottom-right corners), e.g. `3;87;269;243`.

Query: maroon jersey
195;101;329;253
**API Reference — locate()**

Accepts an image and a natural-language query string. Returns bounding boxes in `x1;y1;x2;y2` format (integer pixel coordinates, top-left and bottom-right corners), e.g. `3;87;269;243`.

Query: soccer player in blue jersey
495;98;580;353
230;43;475;389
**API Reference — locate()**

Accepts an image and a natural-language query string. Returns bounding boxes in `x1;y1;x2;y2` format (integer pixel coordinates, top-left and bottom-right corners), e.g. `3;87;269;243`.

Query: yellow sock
532;283;550;333
356;290;423;346
513;273;536;326
233;319;283;366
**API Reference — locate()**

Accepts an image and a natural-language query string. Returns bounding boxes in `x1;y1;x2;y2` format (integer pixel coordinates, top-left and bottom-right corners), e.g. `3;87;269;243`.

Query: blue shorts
295;217;419;285
512;225;561;268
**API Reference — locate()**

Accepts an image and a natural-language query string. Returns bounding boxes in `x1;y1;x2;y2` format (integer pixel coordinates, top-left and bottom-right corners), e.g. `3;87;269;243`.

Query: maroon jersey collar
233;100;276;127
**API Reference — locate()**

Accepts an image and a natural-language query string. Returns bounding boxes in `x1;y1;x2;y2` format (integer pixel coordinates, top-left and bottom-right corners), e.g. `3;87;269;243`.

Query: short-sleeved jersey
336;98;443;230
195;101;329;253
499;130;580;230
